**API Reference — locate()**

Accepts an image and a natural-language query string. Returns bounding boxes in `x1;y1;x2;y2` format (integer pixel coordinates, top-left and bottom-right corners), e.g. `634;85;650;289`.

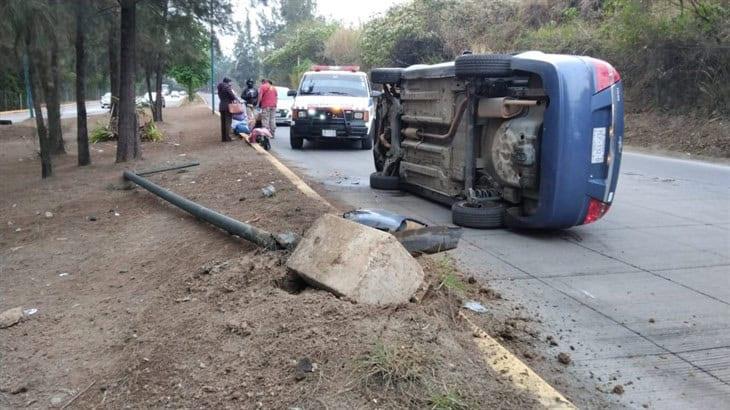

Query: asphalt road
268;126;730;408
0;97;185;124
0;100;107;123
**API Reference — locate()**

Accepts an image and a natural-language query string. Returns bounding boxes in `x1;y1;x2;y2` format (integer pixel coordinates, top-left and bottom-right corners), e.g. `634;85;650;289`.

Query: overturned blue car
369;51;624;229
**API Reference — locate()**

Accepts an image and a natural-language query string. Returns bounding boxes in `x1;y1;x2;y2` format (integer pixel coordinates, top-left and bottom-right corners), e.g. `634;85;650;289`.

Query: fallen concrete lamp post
123;170;294;250
124;171;437;305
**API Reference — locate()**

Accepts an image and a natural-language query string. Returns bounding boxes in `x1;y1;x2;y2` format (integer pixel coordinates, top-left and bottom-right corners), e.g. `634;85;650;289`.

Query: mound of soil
625;112;729;158
0;104;541;409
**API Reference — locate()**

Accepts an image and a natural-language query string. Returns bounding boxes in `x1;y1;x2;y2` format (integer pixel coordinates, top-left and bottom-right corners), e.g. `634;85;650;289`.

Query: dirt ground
625;111;729;158
1;104;548;409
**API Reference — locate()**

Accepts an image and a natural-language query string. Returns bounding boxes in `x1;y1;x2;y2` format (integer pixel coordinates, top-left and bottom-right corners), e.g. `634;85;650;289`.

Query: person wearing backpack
258;79;278;135
241;78;258;106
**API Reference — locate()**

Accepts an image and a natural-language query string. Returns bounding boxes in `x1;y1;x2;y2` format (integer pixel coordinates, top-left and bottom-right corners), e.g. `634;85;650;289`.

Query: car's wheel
451;200;505;229
361;127;374;150
370;68;404;85
370;172;399;190
455;54;513;79
290;131;303;149
373;144;385;172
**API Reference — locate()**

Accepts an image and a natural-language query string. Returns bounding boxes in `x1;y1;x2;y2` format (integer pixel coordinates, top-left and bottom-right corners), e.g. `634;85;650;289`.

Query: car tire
451;200;505;229
370;172;399;190
370;68;404;85
455;54;513;79
361;127;374;150
290;131;303;149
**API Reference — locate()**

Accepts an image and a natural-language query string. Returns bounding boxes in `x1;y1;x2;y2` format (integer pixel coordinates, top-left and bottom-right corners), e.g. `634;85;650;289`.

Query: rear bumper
505;53;624;229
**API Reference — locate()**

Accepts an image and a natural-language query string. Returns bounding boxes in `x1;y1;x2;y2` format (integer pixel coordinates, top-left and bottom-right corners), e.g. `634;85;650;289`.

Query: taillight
591;59;620;93
583;198;611;224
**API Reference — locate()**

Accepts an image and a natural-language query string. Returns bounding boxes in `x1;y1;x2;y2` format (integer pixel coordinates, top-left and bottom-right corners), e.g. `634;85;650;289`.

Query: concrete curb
460;311;576;409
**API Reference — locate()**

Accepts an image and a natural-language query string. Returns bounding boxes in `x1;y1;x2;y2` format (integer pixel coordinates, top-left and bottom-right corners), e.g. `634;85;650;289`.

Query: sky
218;0;406;56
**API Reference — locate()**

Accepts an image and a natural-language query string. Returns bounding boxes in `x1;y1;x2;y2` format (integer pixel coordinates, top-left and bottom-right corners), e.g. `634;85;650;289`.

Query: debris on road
294;357;316;381
23;308;37;316
557;352;572;365
612;384;625;395
463;300;488;313
343;209;462;254
0;307;24;328
44;211;54;218
393;226;462;255
287;214;424;305
261;185;276;198
343;208;426;232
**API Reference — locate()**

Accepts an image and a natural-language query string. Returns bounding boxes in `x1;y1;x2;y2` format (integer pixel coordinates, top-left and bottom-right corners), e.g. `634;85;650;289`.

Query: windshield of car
298;73;368;97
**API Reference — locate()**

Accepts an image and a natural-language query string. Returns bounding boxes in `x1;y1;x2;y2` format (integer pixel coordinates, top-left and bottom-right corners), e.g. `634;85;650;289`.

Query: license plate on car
322;129;336;137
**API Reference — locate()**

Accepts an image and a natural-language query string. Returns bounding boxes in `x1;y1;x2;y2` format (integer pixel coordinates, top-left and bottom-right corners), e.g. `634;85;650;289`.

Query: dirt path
1;104;544;409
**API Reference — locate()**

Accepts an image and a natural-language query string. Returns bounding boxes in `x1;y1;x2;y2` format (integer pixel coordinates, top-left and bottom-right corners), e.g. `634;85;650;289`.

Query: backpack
243;87;258;105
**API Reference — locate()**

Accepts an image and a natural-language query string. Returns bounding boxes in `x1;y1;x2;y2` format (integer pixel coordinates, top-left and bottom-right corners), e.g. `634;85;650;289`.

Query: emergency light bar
311;65;360;72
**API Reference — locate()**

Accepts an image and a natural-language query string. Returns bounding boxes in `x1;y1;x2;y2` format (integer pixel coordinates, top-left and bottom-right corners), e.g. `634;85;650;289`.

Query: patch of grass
142;121;163;142
435;256;466;297
429;390;468;410
90;124;114;143
357;341;424;393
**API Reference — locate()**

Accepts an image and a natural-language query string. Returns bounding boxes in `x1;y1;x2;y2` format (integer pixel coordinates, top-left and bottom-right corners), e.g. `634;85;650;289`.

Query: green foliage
428;391;468;410
142;121;163;142
435;255;466;297
357;341;424;392
233;13;260;84
263;20;337;87
169;59;210;100
90;124;114;143
360;0;453;68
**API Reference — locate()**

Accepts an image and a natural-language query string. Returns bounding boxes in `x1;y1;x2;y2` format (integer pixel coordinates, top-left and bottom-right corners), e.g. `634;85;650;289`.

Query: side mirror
370;90;382;98
287;90;297;97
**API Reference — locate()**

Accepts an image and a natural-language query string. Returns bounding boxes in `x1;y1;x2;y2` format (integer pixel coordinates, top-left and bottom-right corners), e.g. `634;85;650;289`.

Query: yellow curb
213;108;334;209
460;311;576;409
245;137;335;210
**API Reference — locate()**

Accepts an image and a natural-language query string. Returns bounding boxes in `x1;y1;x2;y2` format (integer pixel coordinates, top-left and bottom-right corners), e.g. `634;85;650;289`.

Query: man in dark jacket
217;77;238;142
241;78;258;106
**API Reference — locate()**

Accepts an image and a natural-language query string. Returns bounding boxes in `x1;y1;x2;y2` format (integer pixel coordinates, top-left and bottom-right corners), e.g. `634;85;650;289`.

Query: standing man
241;78;258;106
217;77;238;142
258;79;277;135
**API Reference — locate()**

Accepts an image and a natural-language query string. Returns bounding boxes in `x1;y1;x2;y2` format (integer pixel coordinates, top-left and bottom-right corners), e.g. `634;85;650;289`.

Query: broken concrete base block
287;214;424;305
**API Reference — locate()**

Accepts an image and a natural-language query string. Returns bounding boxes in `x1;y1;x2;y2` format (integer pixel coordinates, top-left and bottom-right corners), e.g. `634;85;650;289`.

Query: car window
299;74;368;97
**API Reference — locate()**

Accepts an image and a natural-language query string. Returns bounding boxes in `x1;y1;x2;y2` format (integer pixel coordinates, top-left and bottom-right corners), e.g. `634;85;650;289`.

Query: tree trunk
75;0;90;166
45;0;65;155
116;0;141;162
108;13;120;120
154;60;163;122
25;27;52;178
145;67;155;118
153;0;168;123
30;64;53;178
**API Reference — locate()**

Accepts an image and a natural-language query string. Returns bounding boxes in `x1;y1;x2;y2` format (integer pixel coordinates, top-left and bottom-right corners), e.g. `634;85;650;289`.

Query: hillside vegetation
256;0;727;155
